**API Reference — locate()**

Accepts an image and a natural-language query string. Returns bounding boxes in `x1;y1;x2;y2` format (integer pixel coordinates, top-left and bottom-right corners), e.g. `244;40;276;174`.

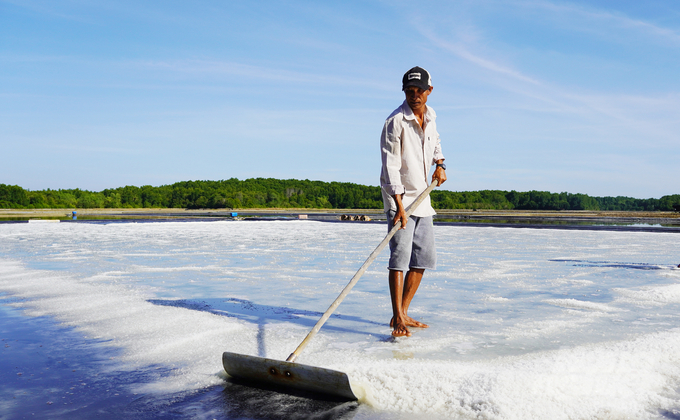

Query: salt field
1;220;679;419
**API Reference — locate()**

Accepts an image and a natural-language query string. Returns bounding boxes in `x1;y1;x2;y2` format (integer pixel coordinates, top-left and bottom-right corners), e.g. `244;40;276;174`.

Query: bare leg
389;269;429;336
390;268;429;331
389;270;410;337
400;268;429;328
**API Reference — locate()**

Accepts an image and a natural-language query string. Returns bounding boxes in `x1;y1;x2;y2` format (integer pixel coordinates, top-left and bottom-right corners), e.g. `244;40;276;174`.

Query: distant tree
660;194;680;211
0;184;28;208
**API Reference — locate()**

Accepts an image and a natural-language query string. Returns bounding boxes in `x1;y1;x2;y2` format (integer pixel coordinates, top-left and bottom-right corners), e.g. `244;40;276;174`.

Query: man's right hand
393;208;408;229
392;194;407;229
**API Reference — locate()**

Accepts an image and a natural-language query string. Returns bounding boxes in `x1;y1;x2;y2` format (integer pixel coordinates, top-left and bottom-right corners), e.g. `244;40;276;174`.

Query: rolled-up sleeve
432;132;445;165
380;119;405;196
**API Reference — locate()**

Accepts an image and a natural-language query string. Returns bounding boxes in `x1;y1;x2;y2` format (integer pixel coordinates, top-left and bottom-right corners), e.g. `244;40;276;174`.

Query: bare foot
391;320;411;337
404;315;429;328
390;315;429;328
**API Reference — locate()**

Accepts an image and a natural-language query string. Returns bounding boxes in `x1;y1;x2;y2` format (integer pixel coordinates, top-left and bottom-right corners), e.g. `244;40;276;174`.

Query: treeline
1;179;679;211
0;179;381;210
430;190;680;211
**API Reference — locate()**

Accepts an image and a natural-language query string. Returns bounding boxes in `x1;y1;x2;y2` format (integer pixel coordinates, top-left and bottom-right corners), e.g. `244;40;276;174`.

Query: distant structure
340;214;372;221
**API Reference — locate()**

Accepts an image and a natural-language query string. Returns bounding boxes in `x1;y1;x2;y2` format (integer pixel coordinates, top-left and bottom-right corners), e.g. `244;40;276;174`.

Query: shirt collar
401;100;434;123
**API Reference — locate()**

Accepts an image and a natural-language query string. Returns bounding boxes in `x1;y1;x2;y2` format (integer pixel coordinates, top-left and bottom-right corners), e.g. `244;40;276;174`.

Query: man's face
404;85;433;113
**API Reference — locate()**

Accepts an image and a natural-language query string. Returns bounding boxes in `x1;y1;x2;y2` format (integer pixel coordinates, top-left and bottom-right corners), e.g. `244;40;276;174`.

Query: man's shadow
147;297;389;358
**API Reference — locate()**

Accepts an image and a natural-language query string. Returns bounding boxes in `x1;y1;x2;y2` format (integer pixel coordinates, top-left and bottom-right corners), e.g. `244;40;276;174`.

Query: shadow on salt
147;297;392;358
550;259;677;270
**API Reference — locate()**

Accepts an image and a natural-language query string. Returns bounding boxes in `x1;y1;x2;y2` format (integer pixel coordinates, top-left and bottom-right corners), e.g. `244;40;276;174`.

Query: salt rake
222;180;438;400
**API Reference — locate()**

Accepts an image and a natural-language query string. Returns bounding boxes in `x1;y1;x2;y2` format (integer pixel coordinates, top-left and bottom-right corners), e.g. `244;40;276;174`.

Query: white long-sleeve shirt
380;100;445;217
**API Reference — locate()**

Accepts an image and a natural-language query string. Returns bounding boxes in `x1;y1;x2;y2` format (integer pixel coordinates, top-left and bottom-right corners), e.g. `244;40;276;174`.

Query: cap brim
402;81;430;91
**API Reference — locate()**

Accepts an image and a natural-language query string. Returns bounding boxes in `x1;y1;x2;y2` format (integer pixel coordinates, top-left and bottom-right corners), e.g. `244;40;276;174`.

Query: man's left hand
433;166;447;186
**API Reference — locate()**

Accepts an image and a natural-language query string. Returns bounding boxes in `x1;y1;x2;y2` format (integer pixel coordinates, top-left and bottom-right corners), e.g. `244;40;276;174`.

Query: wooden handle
287;180;438;362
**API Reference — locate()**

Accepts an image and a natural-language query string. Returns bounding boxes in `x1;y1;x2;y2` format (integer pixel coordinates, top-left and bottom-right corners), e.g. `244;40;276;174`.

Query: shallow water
1;220;679;419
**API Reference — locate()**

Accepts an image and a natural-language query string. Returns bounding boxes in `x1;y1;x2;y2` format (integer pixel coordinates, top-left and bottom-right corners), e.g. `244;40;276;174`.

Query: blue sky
1;0;679;198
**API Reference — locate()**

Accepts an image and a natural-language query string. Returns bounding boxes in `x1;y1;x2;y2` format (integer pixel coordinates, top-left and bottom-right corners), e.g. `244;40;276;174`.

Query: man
380;66;447;337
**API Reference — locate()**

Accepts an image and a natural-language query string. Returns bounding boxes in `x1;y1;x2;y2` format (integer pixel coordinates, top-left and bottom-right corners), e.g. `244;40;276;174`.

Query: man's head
402;66;433;114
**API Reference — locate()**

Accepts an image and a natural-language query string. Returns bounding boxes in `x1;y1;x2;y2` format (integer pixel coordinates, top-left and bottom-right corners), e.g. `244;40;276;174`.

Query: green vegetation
431;190;680;211
1;180;678;211
0;179;382;210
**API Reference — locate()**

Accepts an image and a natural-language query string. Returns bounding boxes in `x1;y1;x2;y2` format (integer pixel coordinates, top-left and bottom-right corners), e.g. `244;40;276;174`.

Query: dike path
1;208;679;233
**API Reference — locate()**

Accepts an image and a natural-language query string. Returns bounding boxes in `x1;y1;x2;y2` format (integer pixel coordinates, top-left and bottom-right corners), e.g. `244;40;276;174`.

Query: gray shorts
386;211;436;271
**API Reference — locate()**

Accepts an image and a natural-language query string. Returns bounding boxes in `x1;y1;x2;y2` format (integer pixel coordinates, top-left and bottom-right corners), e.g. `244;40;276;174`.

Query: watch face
438;163;446;170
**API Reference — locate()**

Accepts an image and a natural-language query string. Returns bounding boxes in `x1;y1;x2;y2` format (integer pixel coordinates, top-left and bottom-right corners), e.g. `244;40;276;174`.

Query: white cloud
517;0;680;45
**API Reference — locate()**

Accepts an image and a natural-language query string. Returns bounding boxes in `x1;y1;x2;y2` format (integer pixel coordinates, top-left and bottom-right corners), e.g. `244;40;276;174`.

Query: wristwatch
436;162;446;170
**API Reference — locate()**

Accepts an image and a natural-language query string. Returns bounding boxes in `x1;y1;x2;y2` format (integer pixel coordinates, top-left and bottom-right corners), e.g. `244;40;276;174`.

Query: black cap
402;66;432;91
